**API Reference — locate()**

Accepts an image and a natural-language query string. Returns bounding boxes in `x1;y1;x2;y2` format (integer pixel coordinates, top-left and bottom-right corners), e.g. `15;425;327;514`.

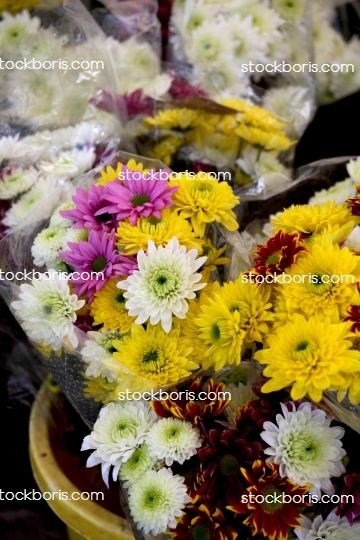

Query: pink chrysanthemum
60;229;136;300
97;167;178;226
61;184;115;231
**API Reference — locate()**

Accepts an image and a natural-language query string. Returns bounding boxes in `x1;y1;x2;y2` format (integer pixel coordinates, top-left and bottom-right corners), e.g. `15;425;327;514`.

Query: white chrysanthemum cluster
0;165;39;200
261;402;346;496
308;156;360;206
81;329;123;382
295;510;360;540
119;237;207;333
146;417;202;466
11;270;84;350
128;468;191;535
81;401;157;486
237;147;292;191
119;443;159;487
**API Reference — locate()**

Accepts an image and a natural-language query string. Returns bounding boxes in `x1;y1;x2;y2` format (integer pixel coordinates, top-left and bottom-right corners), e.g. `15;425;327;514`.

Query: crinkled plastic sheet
0;0;127;131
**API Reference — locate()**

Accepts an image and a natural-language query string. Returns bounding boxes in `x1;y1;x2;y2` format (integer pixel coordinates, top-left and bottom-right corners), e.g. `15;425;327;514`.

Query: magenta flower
60;184;115;231
60;229;135;300
97;167;178;225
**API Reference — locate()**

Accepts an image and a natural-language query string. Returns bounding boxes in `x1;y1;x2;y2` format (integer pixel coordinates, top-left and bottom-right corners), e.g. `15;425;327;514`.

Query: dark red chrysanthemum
336;473;360;525
227;460;310;540
197;429;261;508
168;74;208;100
346;185;360;206
344;305;360;333
169;495;238;540
234;405;263;445
172;455;203;500
252;230;306;277
250;390;290;428
151;378;231;426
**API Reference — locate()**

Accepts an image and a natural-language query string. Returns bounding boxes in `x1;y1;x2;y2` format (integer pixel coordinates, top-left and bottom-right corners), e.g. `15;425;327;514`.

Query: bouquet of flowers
0;151;242;421
81;366;360;540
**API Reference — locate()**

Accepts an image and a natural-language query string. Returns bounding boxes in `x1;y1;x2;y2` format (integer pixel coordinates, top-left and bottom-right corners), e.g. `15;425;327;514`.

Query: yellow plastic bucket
29;382;134;540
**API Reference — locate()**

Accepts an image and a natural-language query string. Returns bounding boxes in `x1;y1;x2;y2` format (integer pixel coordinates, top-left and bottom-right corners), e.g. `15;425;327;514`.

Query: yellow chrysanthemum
90;279;135;332
222;98;286;133
107;324;199;391
116;208;202;254
179;282;221;363
169;172;240;237
194;278;273;370
98;159;148;185
144;109;203;130
338;337;360;405
83;377;117;403
234;124;293;151
278;238;360;322
219;278;274;342
200;238;229;281
271;202;360;242
147;135;184;166
255;314;360;402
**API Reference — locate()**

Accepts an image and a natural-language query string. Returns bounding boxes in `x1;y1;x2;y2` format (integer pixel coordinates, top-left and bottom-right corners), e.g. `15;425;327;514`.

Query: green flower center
102;337;118;354
307;273;332;295
292;339;317;364
140;347;165;373
112;420;137;441
40;293;71;319
194;181;214;196
113;291;126;311
210;322;221;342
266;252;280;265
286;434;319;462
191;524;212;540
229;302;243;313
92;256;107;272
142;487;165;509
165;426;181;441
148;269;178;298
131;194;150;207
145;216;162;226
219;453;239;476
261;485;284;513
294;340;309;352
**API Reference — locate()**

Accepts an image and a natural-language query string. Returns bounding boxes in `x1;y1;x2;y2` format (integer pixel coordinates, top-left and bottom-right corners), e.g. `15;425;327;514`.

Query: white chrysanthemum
11;270;84;350
81;401;157;486
295;510;360;540
141;73;173;100
50;201;76;228
273;0;306;21
0;134;22;165
3;178;58;231
225;382;256;426
347;157;360;183
128;468;191;535
37;147;96;181
308;177;357;206
146;418;202;466
263;86;314;139
114;39;162;88
0;165;38;199
237;147;291;189
261;402;346;496
32;226;69;268
0;10;40;49
228;15;267;65
82;329;123;382
119;443;159;487
239;3;284;40
187;22;233;67
344;226;360;251
63;227;88;245
119;237;207;333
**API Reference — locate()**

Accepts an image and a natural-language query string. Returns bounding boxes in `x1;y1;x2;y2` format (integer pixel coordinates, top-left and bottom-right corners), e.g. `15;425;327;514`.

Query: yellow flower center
140;347;166;373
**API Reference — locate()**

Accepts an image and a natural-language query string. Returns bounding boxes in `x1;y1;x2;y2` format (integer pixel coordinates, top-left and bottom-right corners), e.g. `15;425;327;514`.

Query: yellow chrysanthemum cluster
249;199;360;404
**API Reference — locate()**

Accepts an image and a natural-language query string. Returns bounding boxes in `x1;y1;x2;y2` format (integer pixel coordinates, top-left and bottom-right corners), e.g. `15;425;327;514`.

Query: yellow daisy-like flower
169;172;240;237
147;135;184;166
219;278;274;342
278;238;360;322
107;324;198;391
255;314;360;402
338;337;360;405
199;239;229;282
83;377;117;403
271;202;360;242
90;279;135;332
144;108;203;130
194;278;273;370
116;208;202;255
235;124;293;151
98;159;149;186
222;98;286;133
